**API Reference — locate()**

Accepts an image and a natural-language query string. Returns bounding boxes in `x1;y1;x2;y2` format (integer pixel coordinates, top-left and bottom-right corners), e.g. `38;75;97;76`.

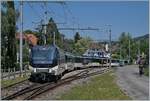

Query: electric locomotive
29;44;74;82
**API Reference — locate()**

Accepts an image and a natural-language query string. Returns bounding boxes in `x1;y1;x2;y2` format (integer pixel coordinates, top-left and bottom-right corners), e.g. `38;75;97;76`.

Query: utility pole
44;1;47;45
53;32;55;45
128;33;131;64
120;46;121;60
109;26;112;68
138;41;140;56
106;24;112;68
20;1;23;76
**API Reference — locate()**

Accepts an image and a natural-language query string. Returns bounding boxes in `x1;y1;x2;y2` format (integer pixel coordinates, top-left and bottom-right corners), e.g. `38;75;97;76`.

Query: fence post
107;58;108;68
10;68;13;80
8;68;10;79
102;59;103;68
13;67;16;79
2;69;3;80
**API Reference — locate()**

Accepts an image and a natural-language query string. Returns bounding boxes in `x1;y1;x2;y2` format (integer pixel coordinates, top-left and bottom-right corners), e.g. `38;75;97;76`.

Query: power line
27;2;43;20
62;3;86;35
41;3;66;24
58;27;99;31
61;3;68;24
62;3;79;28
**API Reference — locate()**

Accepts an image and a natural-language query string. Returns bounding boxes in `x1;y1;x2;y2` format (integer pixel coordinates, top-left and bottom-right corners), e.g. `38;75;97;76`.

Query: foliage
139;39;149;61
24;29;36;35
1;1;18;69
112;53;120;59
73;37;92;55
23;44;29;62
46;17;62;47
63;39;74;52
119;32;132;60
74;32;81;43
119;32;149;64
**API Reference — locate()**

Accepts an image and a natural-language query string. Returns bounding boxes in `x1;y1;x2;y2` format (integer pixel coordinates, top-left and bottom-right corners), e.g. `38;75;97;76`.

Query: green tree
74;32;81;43
63;39;74;52
46;17;62;47
119;32;149;64
119;32;133;61
24;29;35;34
74;37;92;55
1;1;17;69
139;39;149;64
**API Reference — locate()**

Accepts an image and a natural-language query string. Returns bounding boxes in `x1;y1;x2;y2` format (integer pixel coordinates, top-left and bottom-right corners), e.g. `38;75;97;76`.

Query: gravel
1;80;34;99
115;65;149;100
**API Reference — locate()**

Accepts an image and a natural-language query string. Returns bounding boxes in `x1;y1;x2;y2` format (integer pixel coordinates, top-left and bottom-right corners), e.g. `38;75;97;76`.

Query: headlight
49;69;55;74
49;69;52;73
34;68;36;72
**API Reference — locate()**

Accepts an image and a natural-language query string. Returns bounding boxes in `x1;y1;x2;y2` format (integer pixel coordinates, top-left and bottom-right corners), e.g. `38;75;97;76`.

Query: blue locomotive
29;44;75;82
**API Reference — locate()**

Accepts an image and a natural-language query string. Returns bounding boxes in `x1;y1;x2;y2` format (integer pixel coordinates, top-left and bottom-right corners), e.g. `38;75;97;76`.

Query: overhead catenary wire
61;3;82;35
41;3;66;24
27;1;102;39
27;2;43;20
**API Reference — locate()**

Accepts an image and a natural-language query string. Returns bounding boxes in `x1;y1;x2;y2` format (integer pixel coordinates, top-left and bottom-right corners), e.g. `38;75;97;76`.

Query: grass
1;76;29;88
59;71;131;100
144;66;149;76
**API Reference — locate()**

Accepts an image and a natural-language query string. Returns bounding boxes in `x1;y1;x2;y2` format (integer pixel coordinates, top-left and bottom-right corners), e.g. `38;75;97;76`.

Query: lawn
1;76;29;88
144;66;149;76
59;71;131;100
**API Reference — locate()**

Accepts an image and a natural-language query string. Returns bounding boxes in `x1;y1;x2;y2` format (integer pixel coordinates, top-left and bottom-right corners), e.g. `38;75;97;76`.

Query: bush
15;62;29;71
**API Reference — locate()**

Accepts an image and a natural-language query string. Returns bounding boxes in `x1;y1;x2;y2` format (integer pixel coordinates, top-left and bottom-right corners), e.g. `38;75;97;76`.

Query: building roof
16;33;38;46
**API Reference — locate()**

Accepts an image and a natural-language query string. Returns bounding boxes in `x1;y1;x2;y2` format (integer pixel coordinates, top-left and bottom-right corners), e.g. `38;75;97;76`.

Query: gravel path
115;65;149;100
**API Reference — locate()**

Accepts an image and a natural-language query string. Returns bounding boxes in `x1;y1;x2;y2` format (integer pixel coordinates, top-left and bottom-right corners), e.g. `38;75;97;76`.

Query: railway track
25;67;110;100
1;78;29;90
2;67;110;100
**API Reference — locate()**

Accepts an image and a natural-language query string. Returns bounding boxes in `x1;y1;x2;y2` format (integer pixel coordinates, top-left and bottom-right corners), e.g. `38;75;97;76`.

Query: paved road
115;65;149;100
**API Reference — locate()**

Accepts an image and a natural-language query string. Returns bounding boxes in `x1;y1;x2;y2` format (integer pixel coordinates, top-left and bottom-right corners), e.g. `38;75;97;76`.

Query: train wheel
54;76;58;83
58;74;62;80
29;74;36;82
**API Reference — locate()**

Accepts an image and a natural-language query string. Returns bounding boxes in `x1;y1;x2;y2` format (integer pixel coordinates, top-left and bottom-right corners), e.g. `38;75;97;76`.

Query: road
115;65;149;100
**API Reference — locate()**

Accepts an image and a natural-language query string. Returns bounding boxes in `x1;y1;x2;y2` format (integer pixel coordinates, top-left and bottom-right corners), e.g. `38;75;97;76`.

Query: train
28;44;114;82
29;44;75;82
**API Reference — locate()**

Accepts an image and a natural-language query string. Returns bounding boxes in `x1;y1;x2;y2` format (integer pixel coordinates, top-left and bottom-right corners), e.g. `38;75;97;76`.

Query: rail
2;67;110;100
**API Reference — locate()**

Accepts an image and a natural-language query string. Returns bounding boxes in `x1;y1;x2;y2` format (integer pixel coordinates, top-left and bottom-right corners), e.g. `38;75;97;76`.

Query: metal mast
128;33;131;63
138;41;140;56
109;26;112;68
53;32;55;45
20;1;23;76
106;24;112;68
44;1;47;44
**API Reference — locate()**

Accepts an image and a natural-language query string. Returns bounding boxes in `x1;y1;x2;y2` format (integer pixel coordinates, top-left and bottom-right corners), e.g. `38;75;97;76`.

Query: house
16;33;38;46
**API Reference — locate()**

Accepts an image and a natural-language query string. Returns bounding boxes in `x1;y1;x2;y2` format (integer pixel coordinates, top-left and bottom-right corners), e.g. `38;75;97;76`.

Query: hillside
133;34;149;41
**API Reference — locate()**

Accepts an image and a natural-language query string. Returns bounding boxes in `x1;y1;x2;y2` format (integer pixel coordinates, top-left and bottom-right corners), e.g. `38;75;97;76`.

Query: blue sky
15;1;149;41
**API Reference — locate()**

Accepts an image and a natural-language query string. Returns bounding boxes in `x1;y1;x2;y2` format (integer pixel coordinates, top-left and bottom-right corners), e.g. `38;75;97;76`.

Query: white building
83;49;110;58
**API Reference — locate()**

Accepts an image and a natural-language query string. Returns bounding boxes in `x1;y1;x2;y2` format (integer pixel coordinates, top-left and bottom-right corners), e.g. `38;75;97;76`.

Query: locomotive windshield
32;49;52;60
30;45;57;65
